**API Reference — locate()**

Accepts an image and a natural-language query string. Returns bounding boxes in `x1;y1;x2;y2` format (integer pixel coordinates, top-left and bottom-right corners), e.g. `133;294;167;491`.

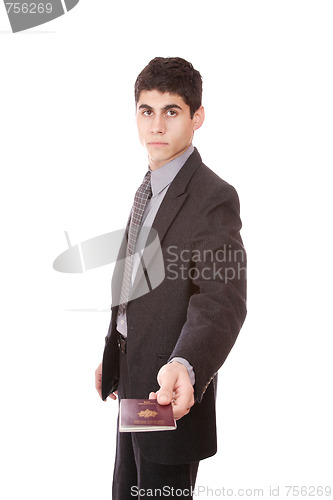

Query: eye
142;109;153;116
166;110;178;117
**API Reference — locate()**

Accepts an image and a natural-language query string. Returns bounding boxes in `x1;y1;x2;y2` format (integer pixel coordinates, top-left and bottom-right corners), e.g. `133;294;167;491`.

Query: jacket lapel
152;147;202;243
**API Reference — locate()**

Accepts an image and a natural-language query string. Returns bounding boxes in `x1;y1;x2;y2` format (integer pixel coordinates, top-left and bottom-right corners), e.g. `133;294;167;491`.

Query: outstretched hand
149;361;194;420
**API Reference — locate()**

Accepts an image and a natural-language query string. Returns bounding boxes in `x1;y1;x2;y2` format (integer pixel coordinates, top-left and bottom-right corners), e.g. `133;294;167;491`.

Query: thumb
157;371;176;405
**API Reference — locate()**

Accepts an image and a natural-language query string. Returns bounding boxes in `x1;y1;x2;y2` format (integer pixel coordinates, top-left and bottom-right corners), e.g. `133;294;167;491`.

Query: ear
193;106;205;131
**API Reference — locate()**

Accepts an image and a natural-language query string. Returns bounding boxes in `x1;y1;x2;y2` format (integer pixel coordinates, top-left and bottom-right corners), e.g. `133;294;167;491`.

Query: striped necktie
118;170;152;314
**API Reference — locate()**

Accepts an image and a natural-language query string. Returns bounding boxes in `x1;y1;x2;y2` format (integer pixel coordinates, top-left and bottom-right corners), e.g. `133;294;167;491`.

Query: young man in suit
95;57;247;499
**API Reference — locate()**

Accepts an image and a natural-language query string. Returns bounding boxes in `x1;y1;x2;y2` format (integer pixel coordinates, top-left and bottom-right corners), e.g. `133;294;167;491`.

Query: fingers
172;391;195;420
95;362;103;399
156;364;179;405
157;374;177;405
155;362;195;419
95;362;117;401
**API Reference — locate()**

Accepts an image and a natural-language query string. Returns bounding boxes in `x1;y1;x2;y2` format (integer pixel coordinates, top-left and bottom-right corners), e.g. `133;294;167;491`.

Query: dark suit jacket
102;148;247;465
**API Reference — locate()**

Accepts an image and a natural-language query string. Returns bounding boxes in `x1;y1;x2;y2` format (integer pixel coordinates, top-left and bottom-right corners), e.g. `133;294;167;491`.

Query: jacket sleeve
168;182;247;402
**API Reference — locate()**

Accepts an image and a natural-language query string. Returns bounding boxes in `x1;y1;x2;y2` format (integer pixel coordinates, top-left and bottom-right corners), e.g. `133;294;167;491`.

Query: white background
1;1;332;498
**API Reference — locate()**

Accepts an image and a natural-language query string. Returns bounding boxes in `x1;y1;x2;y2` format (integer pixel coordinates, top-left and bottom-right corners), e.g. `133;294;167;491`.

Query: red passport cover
119;399;176;432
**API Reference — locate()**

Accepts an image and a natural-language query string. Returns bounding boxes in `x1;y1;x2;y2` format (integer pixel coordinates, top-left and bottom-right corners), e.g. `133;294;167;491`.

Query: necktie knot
136;170;152;201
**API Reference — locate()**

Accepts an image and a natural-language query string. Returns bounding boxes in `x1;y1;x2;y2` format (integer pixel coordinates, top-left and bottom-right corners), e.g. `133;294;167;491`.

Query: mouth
148;142;168;147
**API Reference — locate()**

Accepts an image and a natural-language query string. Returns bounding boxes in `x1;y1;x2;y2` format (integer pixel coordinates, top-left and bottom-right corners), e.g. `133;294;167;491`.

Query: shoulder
188;150;240;209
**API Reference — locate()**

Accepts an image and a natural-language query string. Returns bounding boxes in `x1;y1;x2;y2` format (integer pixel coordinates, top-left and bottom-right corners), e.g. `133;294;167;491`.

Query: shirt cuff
169;357;195;386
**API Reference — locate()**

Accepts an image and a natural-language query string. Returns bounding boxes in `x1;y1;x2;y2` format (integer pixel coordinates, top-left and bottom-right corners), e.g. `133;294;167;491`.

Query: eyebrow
138;104;183;111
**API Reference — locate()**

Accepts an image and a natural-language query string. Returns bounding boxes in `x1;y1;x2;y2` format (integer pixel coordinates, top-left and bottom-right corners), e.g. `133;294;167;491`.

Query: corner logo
3;0;79;33
53;228;165;308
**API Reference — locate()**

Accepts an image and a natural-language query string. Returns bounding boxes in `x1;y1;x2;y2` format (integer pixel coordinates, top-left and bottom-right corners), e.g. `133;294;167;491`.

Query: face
136;90;205;170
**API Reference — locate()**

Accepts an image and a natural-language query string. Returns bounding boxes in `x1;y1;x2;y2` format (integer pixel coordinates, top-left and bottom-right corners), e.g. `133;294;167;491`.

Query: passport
119;399;177;432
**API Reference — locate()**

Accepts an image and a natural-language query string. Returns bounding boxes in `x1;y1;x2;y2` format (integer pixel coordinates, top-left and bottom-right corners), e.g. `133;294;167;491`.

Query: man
95;57;247;499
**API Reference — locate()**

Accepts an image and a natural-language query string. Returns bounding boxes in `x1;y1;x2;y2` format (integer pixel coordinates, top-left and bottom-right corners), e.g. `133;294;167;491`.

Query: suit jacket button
105;336;109;344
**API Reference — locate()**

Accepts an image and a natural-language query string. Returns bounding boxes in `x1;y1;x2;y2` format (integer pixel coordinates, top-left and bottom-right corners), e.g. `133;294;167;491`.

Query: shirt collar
149;144;194;196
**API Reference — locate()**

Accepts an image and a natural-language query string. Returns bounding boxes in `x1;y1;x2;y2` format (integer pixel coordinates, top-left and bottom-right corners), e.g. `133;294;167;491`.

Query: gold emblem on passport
137;409;158;418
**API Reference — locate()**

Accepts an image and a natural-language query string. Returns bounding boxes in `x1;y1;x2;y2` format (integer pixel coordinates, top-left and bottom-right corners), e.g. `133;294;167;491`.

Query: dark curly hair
135;57;203;118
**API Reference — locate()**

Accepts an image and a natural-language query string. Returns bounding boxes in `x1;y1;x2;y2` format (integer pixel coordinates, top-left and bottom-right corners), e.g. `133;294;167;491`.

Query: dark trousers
112;343;199;500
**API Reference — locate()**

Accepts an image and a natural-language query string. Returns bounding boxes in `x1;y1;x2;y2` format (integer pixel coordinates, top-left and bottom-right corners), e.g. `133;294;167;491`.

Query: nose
150;114;166;134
